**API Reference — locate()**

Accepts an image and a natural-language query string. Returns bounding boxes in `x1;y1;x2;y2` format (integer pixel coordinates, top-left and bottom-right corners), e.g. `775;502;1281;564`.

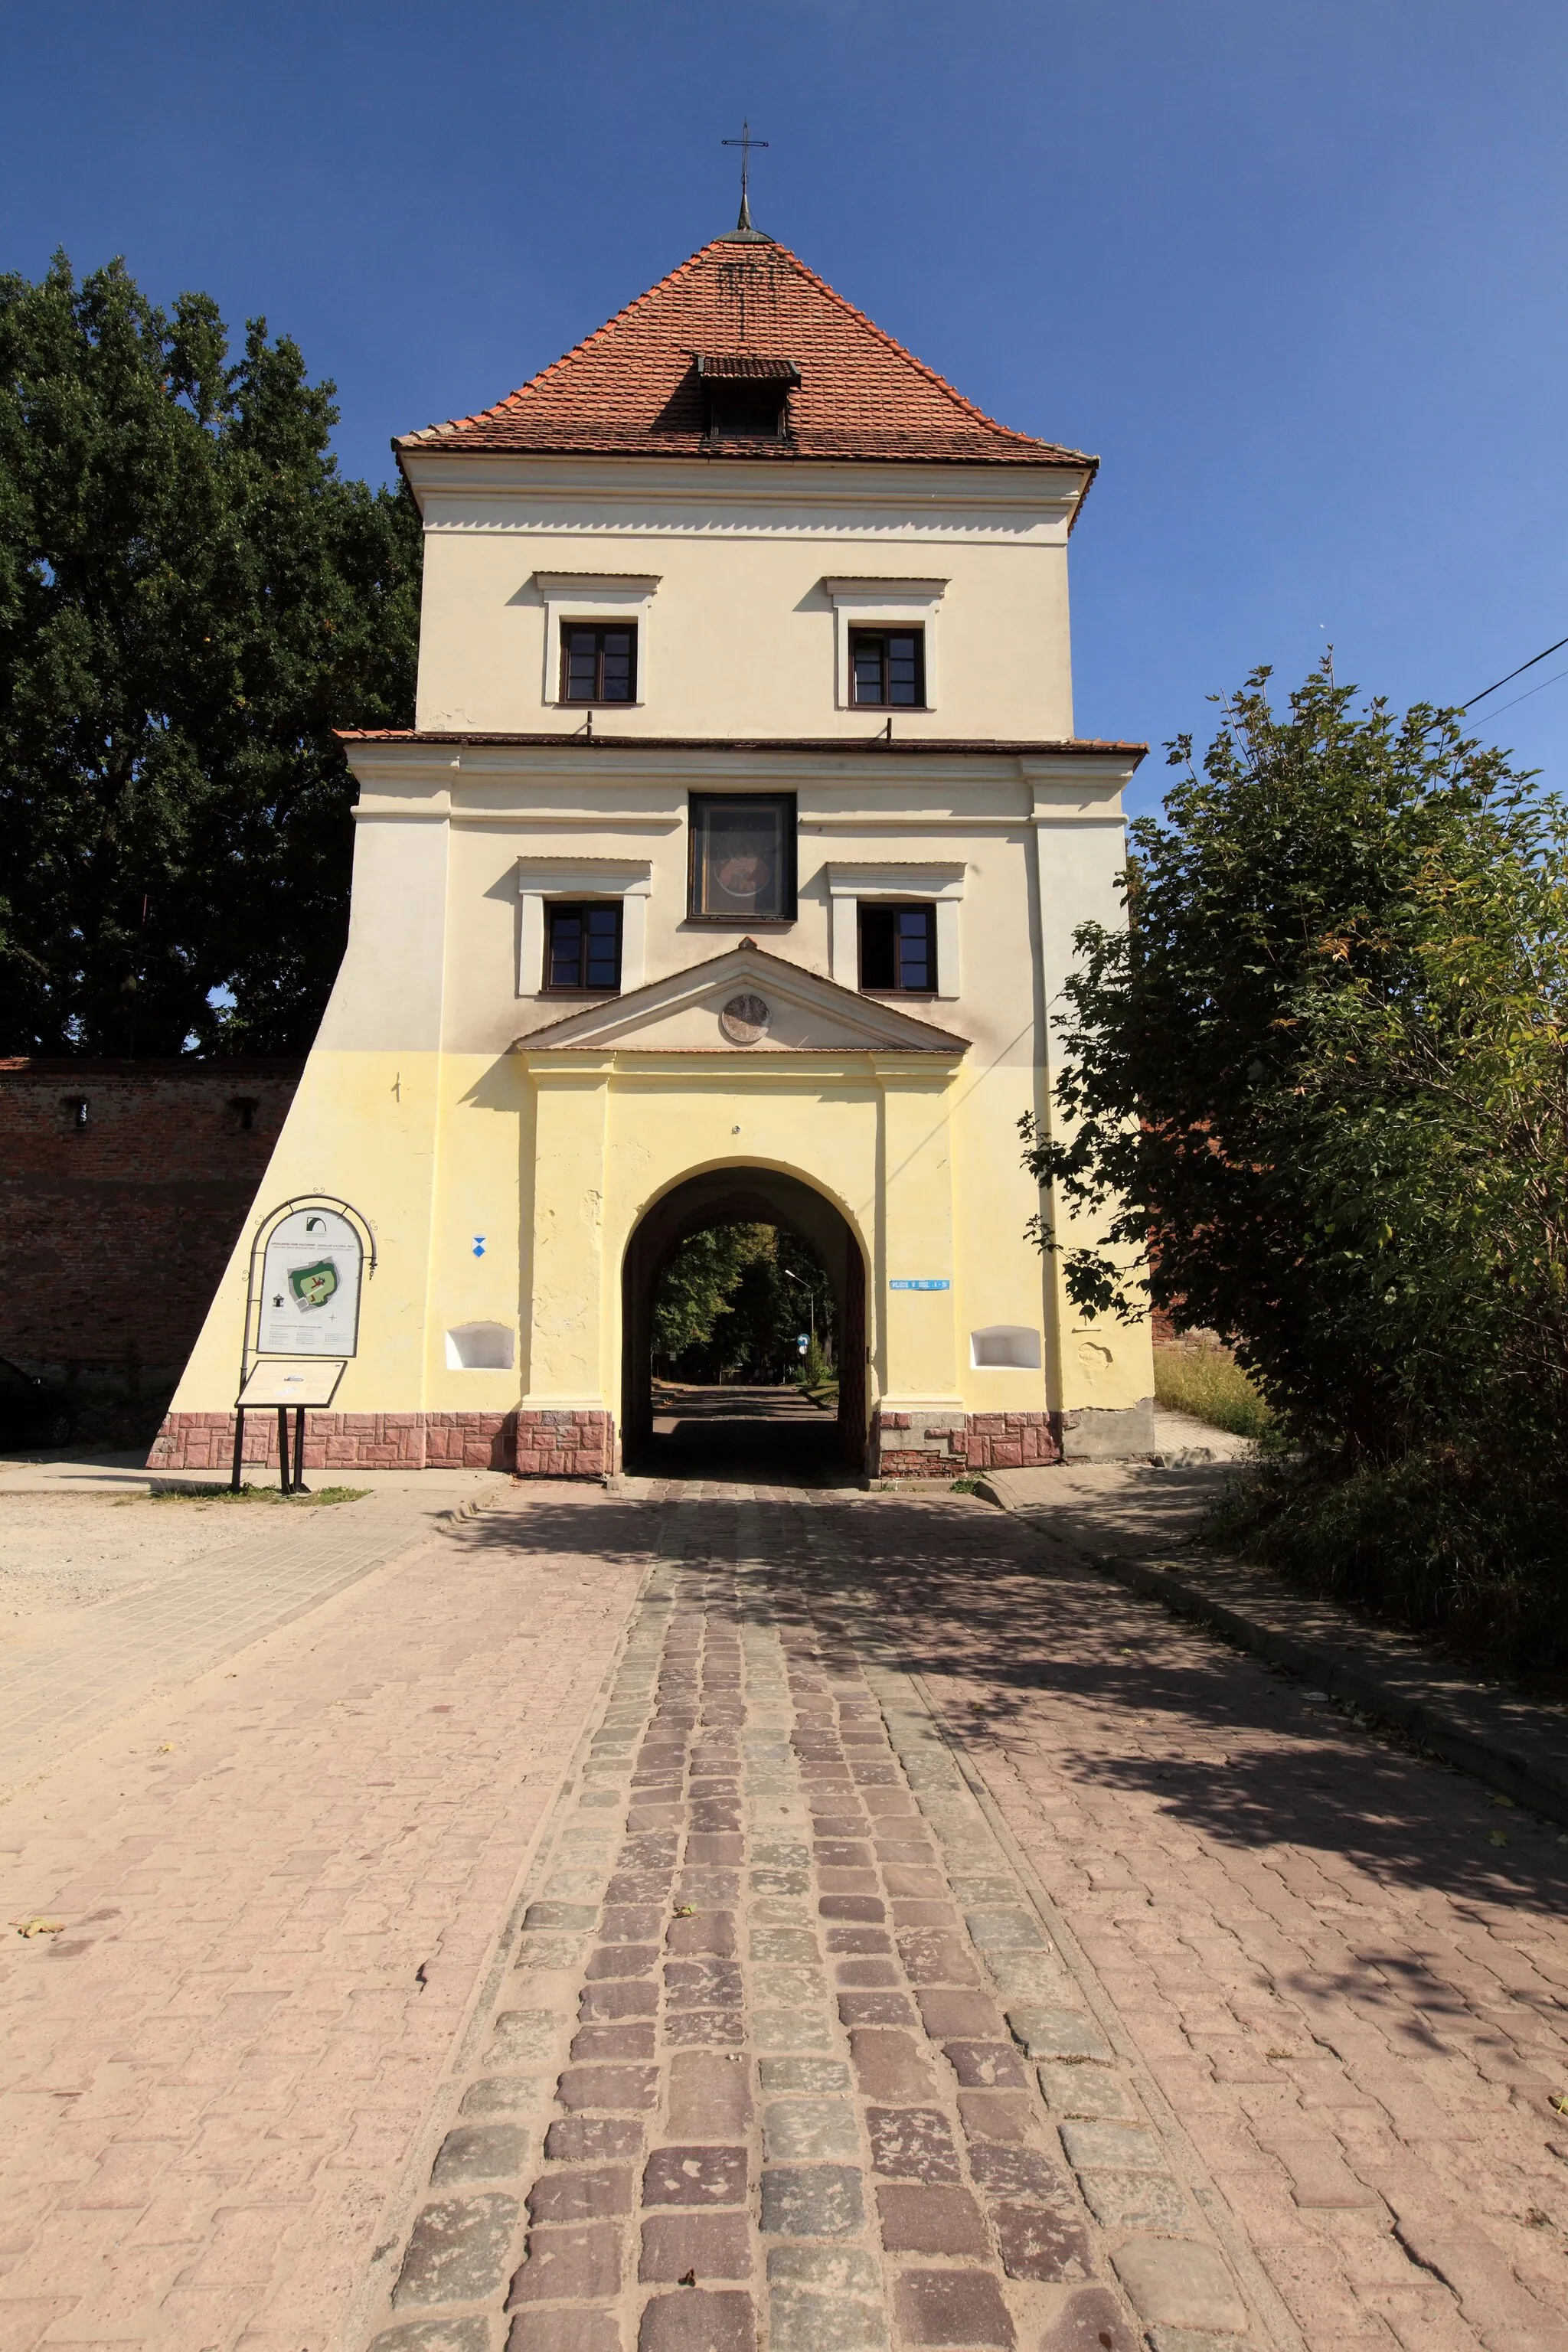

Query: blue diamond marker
472;1236;486;1257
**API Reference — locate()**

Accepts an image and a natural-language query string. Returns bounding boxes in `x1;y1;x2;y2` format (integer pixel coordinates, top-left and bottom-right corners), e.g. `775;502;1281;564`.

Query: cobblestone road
5;1478;1567;2352
366;1484;1568;2352
368;1490;1277;2352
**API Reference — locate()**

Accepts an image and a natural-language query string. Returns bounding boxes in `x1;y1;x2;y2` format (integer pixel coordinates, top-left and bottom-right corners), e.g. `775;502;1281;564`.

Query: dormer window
697;353;799;441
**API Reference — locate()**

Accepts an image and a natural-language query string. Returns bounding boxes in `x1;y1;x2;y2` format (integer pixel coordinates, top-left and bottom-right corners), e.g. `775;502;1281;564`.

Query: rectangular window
688;794;796;923
850;627;926;708
560;623;636;704
859;903;936;993
544;902;623;991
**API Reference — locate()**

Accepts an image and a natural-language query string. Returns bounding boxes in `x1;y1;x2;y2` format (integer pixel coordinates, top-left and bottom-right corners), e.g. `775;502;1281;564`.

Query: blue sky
5;0;1565;815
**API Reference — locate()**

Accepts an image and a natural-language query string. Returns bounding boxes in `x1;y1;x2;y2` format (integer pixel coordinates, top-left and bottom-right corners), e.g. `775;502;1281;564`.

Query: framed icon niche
688;793;797;924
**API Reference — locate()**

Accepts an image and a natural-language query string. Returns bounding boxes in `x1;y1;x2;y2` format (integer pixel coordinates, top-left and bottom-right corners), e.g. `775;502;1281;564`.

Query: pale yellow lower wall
168;1045;1152;1422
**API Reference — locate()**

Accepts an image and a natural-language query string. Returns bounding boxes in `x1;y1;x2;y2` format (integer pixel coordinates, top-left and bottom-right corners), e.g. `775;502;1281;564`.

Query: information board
258;1209;364;1357
237;1360;347;1409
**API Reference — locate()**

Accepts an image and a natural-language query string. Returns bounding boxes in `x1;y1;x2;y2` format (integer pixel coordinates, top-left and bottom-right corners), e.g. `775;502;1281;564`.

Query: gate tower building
153;223;1154;1478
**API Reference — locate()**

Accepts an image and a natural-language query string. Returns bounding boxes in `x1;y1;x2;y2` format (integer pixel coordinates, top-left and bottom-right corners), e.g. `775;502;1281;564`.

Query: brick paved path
367;1491;1276;2352
0;1479;505;1796
880;1497;1568;2352
7;1480;1567;2352
365;1485;1568;2352
0;1491;648;2352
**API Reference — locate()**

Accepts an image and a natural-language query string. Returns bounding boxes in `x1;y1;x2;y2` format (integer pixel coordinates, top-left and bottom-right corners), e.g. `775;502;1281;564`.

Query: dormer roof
397;236;1095;480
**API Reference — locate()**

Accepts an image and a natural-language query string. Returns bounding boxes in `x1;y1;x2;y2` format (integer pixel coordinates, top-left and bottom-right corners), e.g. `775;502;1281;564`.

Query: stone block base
149;1410;524;1475
871;1410;1062;1479
514;1409;616;1479
1056;1399;1156;1462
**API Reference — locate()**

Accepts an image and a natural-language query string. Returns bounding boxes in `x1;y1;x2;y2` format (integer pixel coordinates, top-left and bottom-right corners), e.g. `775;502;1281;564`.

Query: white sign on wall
258;1209;364;1357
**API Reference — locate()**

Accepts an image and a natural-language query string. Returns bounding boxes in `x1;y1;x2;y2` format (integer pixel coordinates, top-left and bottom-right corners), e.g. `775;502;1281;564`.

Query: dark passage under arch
621;1168;867;1482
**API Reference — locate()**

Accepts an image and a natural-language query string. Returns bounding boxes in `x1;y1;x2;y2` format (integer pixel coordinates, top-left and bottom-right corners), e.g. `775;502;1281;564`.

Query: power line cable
1460;634;1568;710
1482;662;1568;723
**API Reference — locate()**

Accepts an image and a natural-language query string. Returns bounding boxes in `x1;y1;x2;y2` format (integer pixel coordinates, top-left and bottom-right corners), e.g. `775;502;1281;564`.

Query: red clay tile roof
397;236;1093;476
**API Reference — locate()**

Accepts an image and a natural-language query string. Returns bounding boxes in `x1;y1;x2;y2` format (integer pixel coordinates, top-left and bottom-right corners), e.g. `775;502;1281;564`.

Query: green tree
0;253;421;1054
653;1226;776;1362
652;1222;835;1381
1021;658;1567;1466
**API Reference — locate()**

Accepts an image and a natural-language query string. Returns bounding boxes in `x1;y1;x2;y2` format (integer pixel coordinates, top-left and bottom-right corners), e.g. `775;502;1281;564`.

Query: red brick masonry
0;1057;302;1382
872;1409;1060;1479
148;1408;616;1477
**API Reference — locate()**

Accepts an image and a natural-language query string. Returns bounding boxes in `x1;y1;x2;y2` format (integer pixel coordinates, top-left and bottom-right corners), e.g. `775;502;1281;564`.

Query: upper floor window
560;624;635;704
859;903;936;994
689;794;796;923
851;627;926;708
545;902;622;991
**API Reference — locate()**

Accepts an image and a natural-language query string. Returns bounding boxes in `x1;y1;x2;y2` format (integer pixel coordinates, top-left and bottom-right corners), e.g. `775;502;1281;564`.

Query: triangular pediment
512;941;969;1059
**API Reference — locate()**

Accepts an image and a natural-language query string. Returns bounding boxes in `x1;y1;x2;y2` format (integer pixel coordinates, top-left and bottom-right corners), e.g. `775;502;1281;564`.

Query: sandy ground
0;1491;293;1630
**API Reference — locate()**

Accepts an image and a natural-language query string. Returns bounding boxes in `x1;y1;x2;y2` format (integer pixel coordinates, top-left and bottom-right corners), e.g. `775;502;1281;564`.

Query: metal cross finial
722;119;768;232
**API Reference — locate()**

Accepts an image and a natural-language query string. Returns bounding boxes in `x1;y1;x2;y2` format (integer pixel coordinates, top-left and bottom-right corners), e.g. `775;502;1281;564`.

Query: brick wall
0;1058;303;1384
148;1406;616;1478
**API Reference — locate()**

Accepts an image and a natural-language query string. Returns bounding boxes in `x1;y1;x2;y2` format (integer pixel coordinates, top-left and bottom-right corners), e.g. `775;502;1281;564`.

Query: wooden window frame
858;900;938;995
558;622;638;707
687;793;798;926
704;382;792;441
542;900;624;994
848;626;927;710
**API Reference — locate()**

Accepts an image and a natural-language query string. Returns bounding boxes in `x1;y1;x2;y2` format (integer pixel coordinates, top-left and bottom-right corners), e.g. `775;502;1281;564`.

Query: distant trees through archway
652;1222;835;1388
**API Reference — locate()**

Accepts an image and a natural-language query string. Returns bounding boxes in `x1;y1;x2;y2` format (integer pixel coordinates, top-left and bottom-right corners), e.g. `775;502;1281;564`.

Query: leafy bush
1024;659;1568;1664
1206;1449;1568;1671
1152;1344;1272;1439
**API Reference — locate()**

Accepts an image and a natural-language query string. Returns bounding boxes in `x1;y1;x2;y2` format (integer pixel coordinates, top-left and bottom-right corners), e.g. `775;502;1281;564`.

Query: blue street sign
889;1279;950;1290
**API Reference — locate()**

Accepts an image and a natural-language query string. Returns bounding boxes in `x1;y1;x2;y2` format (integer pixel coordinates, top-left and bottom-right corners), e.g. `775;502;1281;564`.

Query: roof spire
721;119;770;240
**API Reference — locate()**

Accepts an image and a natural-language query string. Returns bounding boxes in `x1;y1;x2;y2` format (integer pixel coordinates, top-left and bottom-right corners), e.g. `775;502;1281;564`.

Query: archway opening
621;1168;867;1484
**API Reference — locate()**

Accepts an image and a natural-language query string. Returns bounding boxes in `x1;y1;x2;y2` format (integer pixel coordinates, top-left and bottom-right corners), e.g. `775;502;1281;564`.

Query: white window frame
518;858;653;998
822;577;947;713
823;862;965;1001
534;572;660;710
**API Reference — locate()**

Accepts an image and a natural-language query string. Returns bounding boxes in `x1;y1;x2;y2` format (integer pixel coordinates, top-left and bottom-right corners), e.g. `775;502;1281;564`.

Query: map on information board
258;1209;363;1357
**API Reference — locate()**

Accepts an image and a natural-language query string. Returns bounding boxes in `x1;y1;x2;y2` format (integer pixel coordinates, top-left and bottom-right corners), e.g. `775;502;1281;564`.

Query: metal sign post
232;1359;348;1493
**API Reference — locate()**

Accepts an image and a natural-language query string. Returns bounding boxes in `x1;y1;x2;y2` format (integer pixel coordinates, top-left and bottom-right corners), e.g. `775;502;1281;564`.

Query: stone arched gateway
619;1165;867;1471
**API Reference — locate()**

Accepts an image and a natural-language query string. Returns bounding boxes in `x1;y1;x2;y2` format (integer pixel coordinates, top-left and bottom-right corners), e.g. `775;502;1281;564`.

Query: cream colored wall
171;748;1151;1424
515;1052;1042;1419
404;454;1079;744
167;443;1155;1434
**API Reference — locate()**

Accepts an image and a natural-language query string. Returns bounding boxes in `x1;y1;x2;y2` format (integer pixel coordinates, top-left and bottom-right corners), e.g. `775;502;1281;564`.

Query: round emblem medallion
720;992;770;1045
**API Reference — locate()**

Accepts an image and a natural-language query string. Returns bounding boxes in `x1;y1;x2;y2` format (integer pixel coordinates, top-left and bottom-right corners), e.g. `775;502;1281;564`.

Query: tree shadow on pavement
453;1488;1568;1929
793;1499;1568;1931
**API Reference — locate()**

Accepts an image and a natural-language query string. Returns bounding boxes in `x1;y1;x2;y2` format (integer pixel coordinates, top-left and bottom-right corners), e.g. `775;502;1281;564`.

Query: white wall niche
970;1325;1042;1370
446;1322;517;1371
